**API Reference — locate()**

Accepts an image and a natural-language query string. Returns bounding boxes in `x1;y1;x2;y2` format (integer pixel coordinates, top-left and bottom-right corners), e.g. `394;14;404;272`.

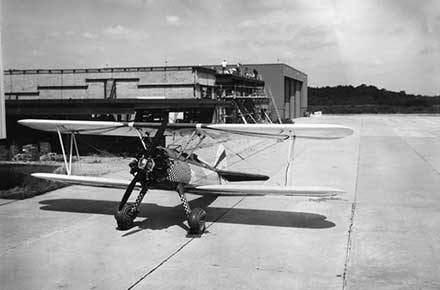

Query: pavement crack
127;196;246;290
342;118;362;290
207;196;246;228
127;239;194;290
342;201;356;290
0;199;19;206
399;136;440;177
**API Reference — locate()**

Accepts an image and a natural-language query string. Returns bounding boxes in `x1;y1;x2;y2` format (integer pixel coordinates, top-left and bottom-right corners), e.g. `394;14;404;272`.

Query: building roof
245;63;307;78
4;65;217;75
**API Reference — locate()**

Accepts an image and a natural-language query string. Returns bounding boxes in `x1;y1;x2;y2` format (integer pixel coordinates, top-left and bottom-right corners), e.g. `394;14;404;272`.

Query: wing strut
285;135;296;186
177;129;206;160
56;129;80;175
134;128;147;150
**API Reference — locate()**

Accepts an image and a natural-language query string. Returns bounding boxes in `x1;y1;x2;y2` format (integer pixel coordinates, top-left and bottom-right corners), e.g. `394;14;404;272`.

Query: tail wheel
114;204;138;230
188;207;207;234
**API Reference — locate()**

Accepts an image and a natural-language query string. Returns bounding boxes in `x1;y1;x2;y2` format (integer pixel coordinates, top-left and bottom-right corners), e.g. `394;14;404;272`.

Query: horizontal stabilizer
32;173;135;189
186;184;344;197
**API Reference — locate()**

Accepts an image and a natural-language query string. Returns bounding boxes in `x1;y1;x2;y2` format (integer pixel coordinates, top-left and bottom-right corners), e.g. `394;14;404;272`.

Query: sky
2;0;440;96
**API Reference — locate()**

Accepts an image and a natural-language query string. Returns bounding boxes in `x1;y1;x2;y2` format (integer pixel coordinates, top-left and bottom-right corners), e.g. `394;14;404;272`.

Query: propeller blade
151;114;168;147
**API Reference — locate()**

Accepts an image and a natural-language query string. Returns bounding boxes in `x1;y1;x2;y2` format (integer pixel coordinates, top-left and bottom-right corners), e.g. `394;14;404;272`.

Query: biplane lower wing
32;173;341;197
186;184;342;197
32;173;133;189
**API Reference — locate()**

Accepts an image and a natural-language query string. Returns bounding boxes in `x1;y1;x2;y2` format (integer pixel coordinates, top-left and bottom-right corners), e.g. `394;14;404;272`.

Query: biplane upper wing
18;119;143;137
200;123;353;139
31;173;342;197
18;119;353;139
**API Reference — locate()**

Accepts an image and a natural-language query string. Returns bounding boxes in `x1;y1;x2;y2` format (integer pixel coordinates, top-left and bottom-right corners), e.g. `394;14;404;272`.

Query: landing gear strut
115;118;168;231
114;174;148;230
177;183;206;234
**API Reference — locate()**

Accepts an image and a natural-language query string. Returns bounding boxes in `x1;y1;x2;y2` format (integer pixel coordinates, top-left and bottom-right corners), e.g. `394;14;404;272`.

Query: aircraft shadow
39;196;335;233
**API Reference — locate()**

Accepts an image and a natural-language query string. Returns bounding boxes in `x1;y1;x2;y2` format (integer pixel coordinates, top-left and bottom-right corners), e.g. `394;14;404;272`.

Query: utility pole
0;1;6;139
164;60;168;98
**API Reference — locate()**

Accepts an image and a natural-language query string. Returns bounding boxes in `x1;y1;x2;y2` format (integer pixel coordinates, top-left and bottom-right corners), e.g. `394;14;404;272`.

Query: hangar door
284;77;301;119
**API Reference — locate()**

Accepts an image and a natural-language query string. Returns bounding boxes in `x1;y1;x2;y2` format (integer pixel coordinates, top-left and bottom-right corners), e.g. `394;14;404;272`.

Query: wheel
114;204;138;230
188;208;207;234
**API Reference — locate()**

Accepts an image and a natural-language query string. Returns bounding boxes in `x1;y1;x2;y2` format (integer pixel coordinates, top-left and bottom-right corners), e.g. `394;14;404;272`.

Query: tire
188;208;207;234
114;204;138;230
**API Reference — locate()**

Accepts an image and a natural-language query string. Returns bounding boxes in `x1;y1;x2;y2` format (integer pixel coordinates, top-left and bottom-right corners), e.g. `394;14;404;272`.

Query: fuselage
144;148;268;191
151;157;269;191
148;157;221;191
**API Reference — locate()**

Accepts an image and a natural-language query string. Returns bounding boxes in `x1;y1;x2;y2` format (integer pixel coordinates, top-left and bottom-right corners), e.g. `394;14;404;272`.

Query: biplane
19;119;353;234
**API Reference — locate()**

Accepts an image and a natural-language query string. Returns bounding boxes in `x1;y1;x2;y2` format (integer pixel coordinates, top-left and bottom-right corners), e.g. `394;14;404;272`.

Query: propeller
115;114;170;229
118;114;169;211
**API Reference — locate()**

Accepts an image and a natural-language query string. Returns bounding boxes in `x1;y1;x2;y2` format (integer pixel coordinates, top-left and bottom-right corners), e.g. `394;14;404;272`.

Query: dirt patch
0;163;63;199
0;156;131;199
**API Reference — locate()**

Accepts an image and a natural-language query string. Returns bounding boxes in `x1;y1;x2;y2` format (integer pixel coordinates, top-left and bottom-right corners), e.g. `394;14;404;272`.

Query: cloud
76;45;105;57
82;32;94;39
103;25;149;40
48;31;60;38
3;0;440;95
49;30;93;39
380;0;440;35
31;49;45;57
237;19;258;28
166;15;181;26
420;44;440;55
100;0;154;6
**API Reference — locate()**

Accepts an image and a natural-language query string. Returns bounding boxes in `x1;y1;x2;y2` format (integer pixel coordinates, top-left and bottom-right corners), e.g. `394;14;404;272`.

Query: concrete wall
195;70;216;87
244;64;284;121
4;67;214;100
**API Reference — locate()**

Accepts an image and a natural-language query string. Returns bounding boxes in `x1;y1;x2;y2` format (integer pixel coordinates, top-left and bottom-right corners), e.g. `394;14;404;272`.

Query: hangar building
4;62;307;121
2;63;307;152
4;65;269;123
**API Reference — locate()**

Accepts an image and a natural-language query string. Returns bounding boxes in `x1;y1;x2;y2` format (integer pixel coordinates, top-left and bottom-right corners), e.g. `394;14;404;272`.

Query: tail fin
213;144;227;169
